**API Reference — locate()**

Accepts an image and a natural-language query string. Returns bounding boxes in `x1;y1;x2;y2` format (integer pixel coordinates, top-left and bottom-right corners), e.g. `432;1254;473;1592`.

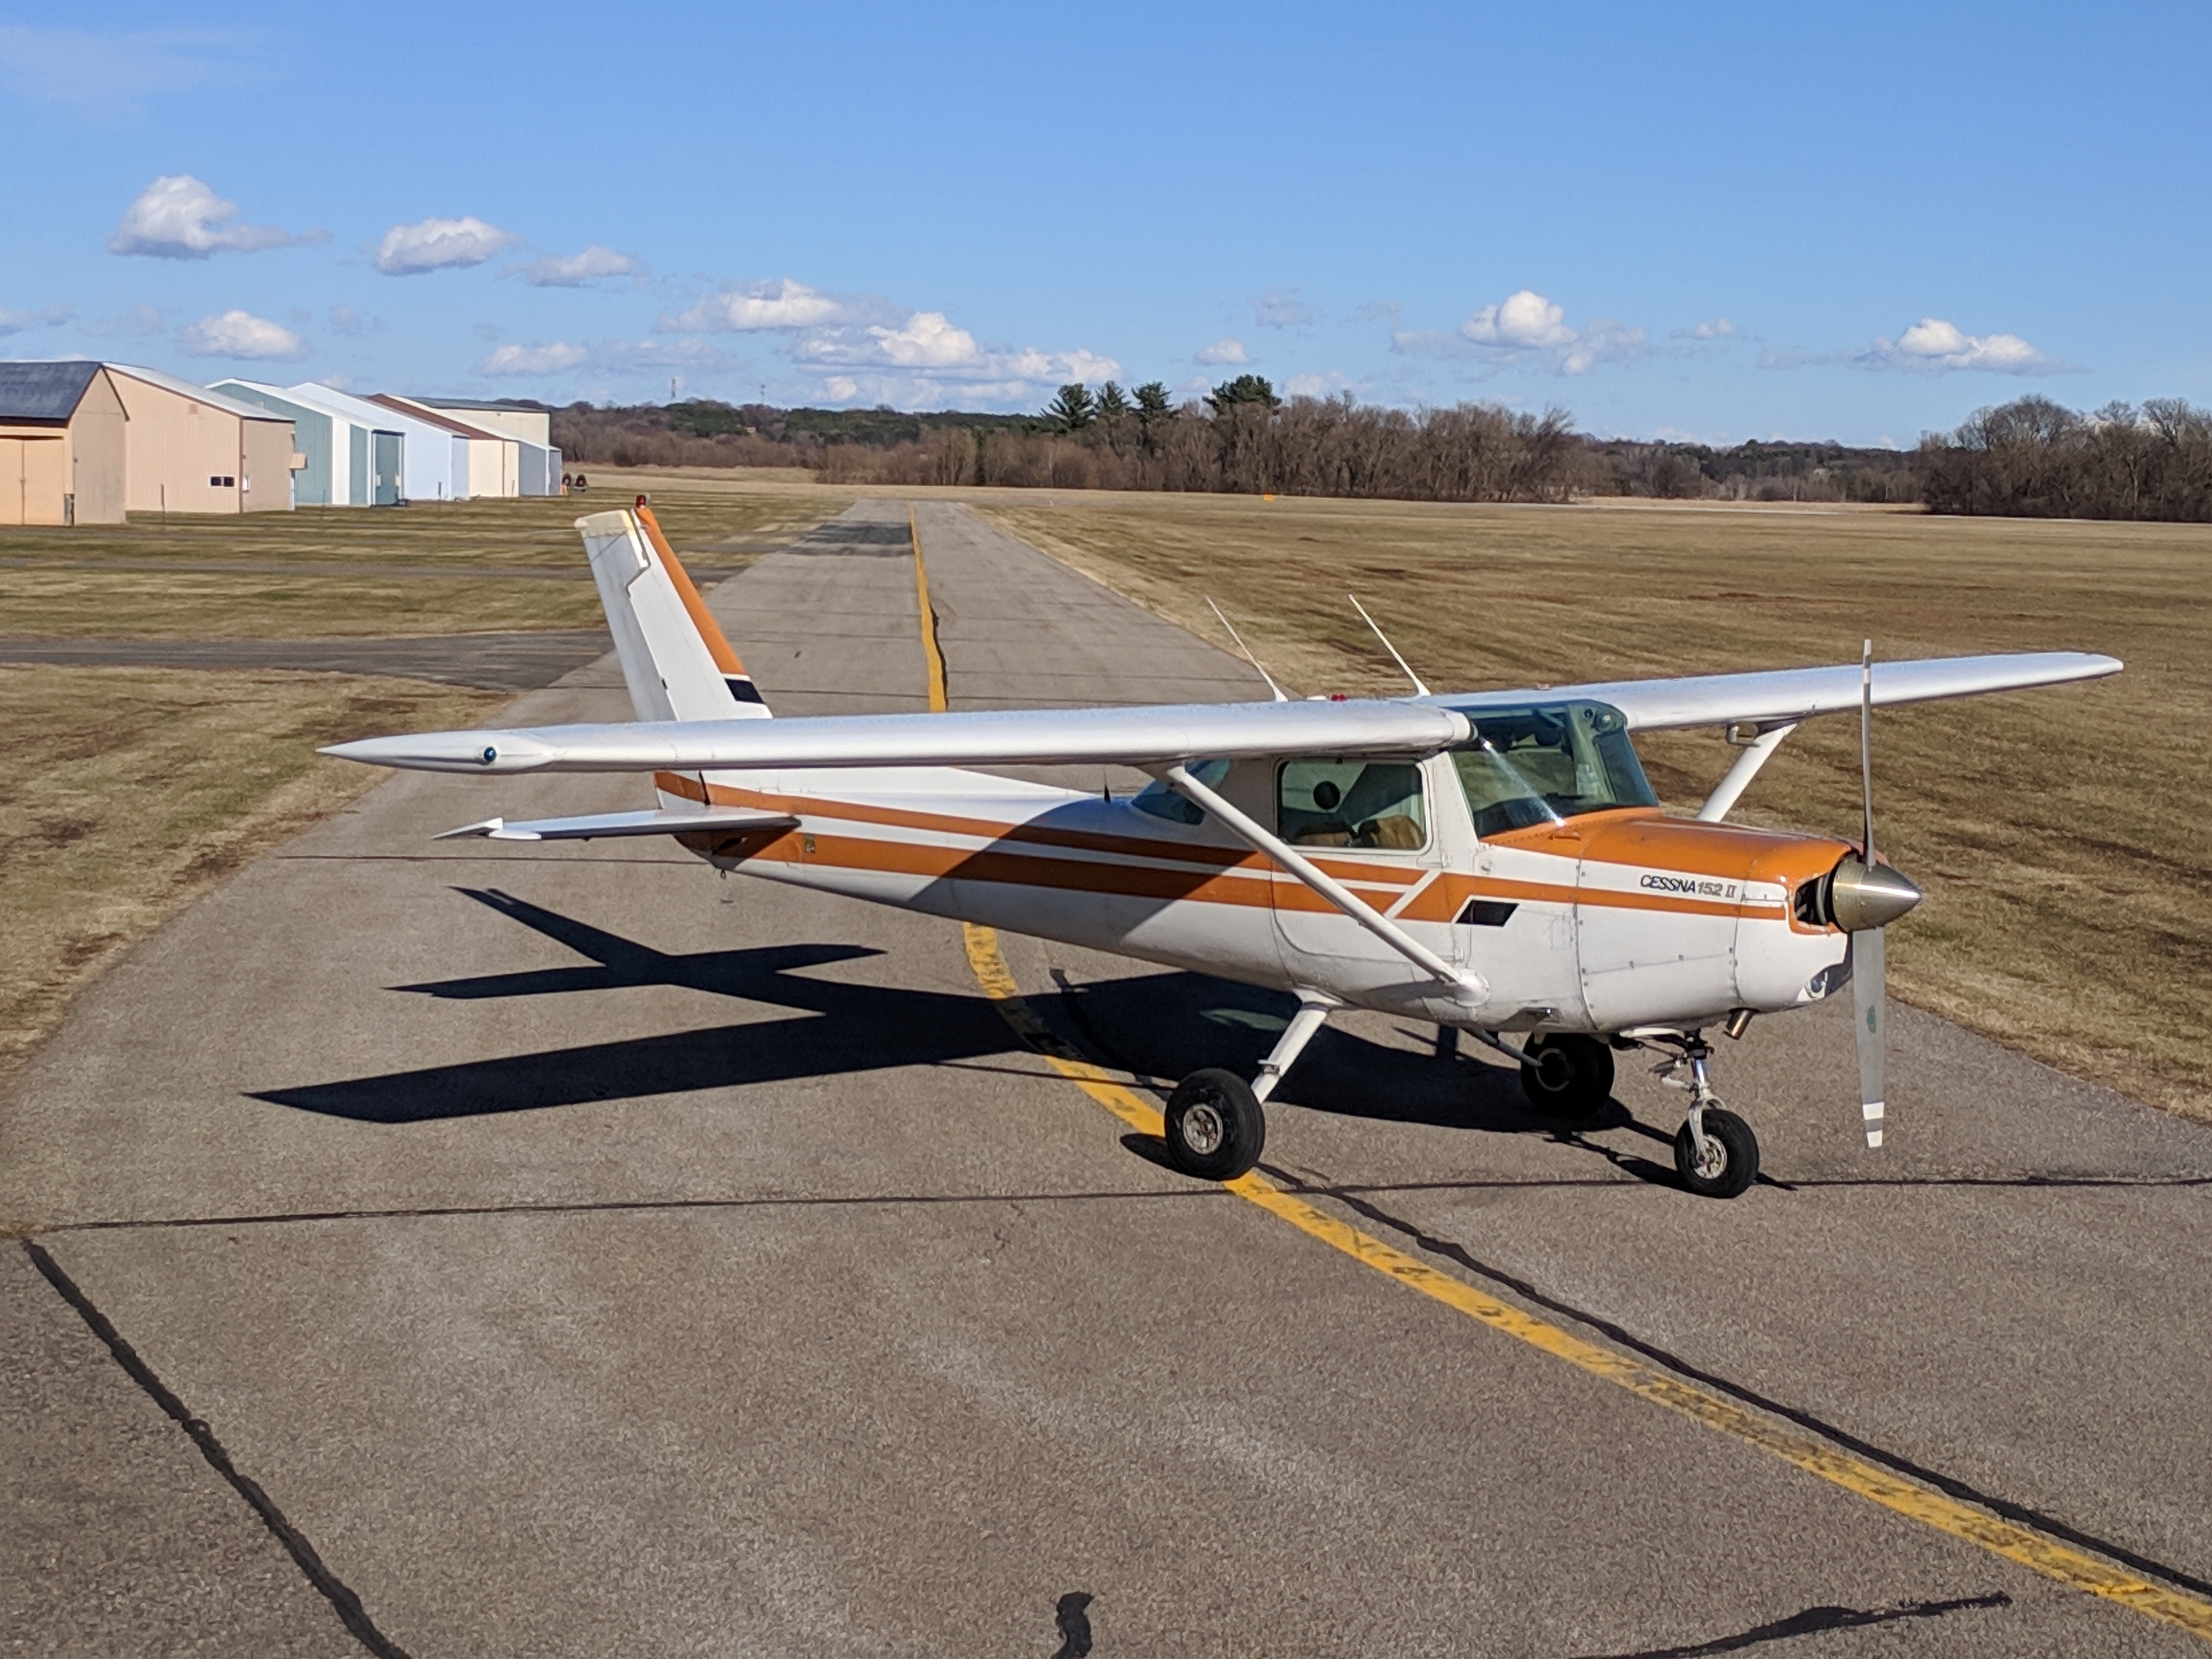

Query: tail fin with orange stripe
576;502;769;722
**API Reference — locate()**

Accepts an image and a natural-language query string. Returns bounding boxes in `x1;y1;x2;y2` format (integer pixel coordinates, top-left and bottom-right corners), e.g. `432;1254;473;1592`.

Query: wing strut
1695;721;1799;822
1154;762;1486;1007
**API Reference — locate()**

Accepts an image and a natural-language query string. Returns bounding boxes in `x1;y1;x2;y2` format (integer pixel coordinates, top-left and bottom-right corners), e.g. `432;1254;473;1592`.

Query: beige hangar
0;361;128;525
107;363;299;514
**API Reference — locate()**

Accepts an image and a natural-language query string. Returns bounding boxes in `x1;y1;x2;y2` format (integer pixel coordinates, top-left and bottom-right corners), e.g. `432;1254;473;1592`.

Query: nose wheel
1649;1036;1760;1198
1674;1106;1758;1198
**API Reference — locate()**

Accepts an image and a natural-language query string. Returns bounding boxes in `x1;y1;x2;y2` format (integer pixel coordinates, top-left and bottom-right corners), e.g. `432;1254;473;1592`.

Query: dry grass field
0;483;845;1080
0;487;839;638
976;493;2212;1119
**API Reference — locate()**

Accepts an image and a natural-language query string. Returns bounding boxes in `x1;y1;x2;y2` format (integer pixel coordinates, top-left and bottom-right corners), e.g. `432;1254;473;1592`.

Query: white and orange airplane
328;504;2119;1198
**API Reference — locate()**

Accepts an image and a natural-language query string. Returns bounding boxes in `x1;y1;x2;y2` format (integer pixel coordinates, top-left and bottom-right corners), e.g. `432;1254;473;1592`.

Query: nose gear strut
1637;1032;1761;1199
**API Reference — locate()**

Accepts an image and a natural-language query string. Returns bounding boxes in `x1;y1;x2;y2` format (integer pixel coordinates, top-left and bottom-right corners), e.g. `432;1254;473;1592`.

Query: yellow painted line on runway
910;503;950;713
960;923;2212;1642
911;513;2212;1643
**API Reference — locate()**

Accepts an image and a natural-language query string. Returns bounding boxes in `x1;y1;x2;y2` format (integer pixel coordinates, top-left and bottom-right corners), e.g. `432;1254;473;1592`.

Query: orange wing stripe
636;503;746;676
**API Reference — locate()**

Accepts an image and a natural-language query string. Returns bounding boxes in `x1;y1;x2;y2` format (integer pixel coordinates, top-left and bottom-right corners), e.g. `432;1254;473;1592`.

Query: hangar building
415;397;563;495
107;363;297;514
367;395;521;497
213;380;403;507
0;360;128;525
279;383;466;503
413;396;552;447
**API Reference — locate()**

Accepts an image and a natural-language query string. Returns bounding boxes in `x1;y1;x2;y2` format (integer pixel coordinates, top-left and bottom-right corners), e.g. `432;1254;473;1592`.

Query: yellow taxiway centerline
905;501;2212;1643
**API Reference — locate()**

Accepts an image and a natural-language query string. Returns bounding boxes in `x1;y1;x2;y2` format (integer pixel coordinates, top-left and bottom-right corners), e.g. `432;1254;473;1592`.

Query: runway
5;500;2210;1656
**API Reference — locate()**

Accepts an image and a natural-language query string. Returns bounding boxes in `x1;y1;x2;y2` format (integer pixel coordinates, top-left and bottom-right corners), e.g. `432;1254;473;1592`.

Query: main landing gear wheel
1163;1068;1266;1182
1518;1033;1615;1119
1674;1108;1760;1199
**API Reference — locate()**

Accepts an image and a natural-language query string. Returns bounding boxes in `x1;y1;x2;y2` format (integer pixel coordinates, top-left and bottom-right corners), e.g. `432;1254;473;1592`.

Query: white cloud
1672;316;1737;340
1251;288;1316;328
1860;316;2058;374
1461;289;1576;349
0;303;73;336
664;279;845;332
373;215;520;276
178;309;309;360
1390;288;1648;375
869;312;983;368
107;175;314;259
1285;371;1356;398
789;310;1119;400
1194;337;1251;366
511;244;642;287
327;304;378;336
478;341;589;376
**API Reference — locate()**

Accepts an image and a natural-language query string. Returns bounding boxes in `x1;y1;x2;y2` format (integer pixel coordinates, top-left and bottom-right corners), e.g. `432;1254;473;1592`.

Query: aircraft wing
323;651;2119;777
323;697;1474;775
1474;650;2121;731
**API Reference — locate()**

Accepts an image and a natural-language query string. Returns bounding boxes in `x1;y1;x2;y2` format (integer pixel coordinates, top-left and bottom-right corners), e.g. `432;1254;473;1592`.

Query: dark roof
0;360;101;422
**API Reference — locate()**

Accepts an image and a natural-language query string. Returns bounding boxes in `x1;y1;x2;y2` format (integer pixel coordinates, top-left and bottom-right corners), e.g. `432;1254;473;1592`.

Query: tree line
815;376;1585;502
545;384;2212;522
1916;395;2212;520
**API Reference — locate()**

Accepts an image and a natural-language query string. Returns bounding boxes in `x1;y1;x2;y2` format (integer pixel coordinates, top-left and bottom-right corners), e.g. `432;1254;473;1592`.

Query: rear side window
1131;758;1229;826
1278;760;1427;850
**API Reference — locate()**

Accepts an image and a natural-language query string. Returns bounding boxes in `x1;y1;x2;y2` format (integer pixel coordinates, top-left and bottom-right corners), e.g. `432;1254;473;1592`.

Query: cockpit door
1270;755;1443;968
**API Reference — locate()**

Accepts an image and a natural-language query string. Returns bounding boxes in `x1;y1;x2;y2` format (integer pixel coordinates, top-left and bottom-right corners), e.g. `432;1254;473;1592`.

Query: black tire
1518;1033;1615;1119
1163;1068;1266;1181
1674;1108;1760;1198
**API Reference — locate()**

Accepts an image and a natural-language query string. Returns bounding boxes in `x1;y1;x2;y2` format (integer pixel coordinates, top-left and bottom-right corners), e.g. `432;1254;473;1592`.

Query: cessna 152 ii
327;504;2120;1199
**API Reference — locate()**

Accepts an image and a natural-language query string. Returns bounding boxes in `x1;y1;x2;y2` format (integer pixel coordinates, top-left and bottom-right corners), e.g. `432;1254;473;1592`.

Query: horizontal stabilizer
433;807;799;842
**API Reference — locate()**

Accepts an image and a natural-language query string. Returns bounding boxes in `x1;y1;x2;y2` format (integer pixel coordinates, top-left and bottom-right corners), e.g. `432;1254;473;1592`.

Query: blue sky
5;2;2207;443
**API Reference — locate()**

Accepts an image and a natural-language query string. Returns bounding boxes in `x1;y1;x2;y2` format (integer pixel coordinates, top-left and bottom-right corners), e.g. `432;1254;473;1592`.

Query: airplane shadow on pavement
252;887;1634;1163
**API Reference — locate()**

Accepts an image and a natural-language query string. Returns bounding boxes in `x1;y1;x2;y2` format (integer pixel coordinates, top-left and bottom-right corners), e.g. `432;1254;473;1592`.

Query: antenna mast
1348;594;1430;696
1206;597;1289;702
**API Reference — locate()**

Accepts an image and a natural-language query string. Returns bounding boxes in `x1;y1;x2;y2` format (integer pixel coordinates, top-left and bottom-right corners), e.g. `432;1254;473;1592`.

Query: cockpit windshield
1450;700;1656;838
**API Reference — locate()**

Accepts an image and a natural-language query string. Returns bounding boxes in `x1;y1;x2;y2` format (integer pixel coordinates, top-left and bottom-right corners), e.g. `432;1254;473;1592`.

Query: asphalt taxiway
4;499;2209;1656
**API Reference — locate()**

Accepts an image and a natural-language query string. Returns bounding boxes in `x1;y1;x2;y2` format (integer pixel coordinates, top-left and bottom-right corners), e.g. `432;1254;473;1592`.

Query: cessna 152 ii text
327;505;2120;1199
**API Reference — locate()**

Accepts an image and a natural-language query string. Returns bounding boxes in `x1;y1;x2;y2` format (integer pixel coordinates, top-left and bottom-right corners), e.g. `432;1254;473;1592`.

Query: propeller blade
1851;637;1889;1150
1860;638;1875;861
1853;927;1886;1147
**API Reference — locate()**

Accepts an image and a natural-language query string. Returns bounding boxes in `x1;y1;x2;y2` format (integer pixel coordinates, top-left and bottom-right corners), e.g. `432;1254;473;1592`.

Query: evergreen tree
1044;383;1097;432
1206;374;1280;412
1134;380;1173;452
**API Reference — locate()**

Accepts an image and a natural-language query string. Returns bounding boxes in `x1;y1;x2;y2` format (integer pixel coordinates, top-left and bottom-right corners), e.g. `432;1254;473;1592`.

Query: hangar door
0;437;67;526
372;431;402;504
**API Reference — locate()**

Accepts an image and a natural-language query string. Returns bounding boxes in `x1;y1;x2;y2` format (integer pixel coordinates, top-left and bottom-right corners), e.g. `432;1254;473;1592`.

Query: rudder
576;500;769;723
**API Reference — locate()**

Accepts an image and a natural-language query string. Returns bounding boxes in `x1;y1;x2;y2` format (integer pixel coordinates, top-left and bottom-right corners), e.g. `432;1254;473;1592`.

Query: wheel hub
1182;1101;1225;1155
1690;1129;1728;1180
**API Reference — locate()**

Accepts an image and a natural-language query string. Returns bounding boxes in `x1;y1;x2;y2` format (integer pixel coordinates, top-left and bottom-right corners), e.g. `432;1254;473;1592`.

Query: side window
1278;760;1427;851
1131;757;1229;826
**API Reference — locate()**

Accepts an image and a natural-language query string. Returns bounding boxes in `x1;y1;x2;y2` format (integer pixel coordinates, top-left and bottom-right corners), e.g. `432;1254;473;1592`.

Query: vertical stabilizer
576;503;770;723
